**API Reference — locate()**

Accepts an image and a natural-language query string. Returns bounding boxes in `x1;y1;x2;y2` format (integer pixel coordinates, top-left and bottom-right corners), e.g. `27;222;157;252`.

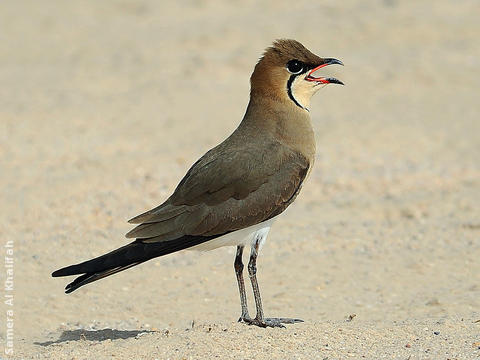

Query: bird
52;39;344;328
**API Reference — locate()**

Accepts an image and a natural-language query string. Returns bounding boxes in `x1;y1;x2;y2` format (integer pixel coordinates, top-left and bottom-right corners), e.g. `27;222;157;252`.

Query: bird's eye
286;60;304;74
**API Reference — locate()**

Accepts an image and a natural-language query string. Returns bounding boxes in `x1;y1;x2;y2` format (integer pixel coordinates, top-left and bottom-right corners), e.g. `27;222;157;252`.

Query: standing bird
52;39;343;328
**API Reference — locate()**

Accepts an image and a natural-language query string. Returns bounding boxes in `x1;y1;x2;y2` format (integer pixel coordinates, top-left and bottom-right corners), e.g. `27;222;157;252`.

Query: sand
1;0;479;359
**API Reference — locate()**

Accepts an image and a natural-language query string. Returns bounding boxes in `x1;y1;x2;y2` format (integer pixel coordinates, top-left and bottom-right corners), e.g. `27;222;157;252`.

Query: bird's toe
239;316;303;328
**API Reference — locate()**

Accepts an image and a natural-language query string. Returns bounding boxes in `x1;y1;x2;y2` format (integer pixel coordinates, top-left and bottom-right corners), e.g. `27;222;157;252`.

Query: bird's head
250;39;343;112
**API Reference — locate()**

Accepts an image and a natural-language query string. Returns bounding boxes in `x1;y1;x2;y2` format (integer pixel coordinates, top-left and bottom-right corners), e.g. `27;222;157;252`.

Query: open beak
305;58;344;85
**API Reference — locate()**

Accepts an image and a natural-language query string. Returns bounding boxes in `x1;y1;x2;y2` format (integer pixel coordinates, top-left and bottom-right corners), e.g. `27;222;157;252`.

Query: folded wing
126;140;310;243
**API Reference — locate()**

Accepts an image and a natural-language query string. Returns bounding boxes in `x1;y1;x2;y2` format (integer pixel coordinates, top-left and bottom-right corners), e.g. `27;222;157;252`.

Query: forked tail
52;235;216;293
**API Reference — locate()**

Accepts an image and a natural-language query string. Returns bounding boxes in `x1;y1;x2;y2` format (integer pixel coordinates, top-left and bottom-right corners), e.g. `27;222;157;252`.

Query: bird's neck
239;96;316;161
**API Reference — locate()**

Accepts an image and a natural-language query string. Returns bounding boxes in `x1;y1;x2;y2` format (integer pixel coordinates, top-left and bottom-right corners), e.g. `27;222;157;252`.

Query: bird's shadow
35;328;155;346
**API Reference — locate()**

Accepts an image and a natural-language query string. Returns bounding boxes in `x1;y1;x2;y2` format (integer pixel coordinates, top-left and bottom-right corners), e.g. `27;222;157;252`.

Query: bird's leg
234;245;251;322
243;236;304;328
248;239;265;322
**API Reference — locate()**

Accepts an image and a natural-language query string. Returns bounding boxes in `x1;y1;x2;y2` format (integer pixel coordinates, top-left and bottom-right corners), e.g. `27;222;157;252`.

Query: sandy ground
1;0;479;359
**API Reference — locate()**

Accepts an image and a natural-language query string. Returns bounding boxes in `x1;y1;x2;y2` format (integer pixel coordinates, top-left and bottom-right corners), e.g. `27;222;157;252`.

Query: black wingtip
52;269;67;277
52;265;79;277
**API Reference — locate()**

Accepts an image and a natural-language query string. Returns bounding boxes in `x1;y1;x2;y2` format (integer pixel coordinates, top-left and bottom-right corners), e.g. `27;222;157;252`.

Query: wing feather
126;139;310;242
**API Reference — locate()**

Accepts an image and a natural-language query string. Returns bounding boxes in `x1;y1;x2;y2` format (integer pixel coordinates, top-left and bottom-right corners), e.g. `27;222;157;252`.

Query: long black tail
52;235;216;293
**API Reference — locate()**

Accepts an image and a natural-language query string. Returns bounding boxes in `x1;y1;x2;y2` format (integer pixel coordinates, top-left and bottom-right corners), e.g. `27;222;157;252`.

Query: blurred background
1;0;479;358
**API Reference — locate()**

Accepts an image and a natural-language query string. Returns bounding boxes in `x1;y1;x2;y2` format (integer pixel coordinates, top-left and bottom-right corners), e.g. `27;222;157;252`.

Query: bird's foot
239;315;303;328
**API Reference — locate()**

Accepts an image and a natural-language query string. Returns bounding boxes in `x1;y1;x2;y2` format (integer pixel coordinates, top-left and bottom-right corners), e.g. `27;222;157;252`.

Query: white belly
188;218;275;251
